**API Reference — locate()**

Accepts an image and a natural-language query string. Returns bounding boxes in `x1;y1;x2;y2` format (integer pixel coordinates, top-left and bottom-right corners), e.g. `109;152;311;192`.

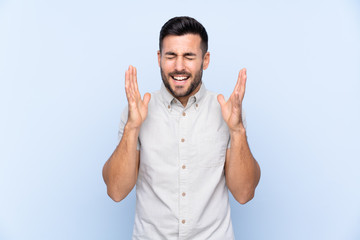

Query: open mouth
171;75;190;81
171;75;190;86
169;72;191;86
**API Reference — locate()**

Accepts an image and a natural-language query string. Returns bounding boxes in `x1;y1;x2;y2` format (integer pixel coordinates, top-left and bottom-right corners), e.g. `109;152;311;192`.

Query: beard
160;64;203;98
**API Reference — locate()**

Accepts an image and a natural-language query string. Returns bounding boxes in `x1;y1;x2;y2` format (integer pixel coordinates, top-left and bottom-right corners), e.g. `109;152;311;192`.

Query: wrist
124;122;141;133
229;124;246;136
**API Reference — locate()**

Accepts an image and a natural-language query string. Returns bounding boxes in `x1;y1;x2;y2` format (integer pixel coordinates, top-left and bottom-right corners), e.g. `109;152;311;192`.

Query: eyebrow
164;51;197;57
184;53;196;57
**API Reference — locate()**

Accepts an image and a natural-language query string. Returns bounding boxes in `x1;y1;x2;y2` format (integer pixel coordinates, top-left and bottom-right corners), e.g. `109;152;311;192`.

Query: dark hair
159;16;208;56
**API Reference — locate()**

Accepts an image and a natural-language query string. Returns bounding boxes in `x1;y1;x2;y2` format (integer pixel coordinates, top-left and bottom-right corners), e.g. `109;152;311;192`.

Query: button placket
179;107;189;235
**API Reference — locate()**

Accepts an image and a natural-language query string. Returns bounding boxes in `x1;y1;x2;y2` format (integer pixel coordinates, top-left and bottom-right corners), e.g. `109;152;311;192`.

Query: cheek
189;59;203;68
187;62;202;73
161;63;175;74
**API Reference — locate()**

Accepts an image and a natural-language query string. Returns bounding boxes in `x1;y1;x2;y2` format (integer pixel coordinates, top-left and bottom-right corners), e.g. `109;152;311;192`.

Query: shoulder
201;89;221;109
147;89;162;108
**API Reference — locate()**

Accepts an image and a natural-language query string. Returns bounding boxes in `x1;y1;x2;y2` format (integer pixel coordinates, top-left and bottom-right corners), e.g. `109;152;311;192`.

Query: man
103;16;260;239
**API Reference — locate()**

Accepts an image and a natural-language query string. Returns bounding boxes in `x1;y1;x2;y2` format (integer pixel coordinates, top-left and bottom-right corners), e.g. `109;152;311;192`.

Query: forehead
162;34;202;53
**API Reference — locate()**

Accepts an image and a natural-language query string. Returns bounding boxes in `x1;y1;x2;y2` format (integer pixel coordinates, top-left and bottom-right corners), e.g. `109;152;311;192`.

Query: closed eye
184;53;196;60
165;52;176;59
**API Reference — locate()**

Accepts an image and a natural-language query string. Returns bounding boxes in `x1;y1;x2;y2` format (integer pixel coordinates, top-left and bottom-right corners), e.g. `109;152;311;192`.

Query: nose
175;57;185;72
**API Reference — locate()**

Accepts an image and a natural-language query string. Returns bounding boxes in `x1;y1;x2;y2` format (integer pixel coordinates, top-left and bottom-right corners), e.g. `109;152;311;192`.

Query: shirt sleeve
118;106;141;150
227;107;247;149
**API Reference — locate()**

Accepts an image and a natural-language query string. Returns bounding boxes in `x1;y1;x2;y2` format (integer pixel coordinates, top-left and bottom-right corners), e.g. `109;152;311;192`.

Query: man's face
158;34;210;102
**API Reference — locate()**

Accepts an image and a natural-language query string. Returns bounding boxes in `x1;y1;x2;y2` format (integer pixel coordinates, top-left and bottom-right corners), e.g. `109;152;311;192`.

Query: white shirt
118;83;235;240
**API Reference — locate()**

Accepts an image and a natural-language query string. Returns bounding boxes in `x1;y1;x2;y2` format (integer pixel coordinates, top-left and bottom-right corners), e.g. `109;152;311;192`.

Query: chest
138;100;229;168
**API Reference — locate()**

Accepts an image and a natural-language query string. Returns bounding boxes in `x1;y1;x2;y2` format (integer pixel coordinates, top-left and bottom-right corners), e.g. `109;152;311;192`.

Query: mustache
169;71;191;76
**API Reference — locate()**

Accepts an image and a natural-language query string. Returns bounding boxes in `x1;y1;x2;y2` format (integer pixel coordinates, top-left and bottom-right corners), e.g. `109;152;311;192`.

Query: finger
125;67;131;100
143;92;151;108
239;68;247;101
217;94;226;108
126;67;136;105
240;68;246;86
129;65;136;97
232;70;242;96
133;66;141;99
237;69;245;92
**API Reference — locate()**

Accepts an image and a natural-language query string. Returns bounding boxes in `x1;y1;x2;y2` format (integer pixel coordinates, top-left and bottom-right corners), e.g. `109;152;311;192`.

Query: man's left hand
217;68;247;133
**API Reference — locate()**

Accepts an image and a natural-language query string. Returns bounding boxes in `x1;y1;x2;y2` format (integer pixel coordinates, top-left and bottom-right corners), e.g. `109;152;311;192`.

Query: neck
177;83;201;107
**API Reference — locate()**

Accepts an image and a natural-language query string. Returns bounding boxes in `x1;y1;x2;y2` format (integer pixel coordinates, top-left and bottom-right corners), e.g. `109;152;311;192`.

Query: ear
202;52;210;70
157;50;161;67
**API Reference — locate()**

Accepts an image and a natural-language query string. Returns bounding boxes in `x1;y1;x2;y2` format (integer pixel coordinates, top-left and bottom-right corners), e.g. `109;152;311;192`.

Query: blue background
1;0;360;239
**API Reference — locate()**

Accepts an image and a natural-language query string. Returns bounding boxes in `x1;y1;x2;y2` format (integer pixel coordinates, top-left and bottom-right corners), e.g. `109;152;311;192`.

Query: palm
125;65;151;128
217;68;247;132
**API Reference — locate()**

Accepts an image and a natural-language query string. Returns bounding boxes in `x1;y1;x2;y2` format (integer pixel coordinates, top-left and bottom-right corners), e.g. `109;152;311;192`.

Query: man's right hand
125;65;151;130
102;65;148;202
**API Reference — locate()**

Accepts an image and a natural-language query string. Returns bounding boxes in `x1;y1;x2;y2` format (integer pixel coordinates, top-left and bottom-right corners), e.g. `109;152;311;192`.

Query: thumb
143;93;151;107
217;94;226;108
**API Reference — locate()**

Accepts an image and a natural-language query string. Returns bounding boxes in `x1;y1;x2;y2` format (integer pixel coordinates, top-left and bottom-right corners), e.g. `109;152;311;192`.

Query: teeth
173;76;188;81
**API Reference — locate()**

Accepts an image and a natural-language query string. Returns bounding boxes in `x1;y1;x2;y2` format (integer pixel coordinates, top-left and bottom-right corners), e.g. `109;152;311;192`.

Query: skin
102;65;148;202
102;34;260;204
158;34;210;106
218;69;261;204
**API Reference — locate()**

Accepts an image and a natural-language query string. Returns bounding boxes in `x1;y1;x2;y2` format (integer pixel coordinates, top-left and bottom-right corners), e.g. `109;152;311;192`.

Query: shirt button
182;112;186;116
182;219;186;224
196;103;199;108
173;99;177;103
181;138;185;142
182;192;186;197
167;105;171;109
182;165;186;169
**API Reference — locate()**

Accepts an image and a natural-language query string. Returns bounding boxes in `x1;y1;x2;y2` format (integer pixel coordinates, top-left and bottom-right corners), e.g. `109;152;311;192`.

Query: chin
169;88;185;98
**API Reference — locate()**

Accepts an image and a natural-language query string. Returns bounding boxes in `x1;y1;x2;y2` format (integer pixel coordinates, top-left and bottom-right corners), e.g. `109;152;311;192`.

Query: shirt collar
160;82;206;108
193;82;206;103
160;83;175;107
